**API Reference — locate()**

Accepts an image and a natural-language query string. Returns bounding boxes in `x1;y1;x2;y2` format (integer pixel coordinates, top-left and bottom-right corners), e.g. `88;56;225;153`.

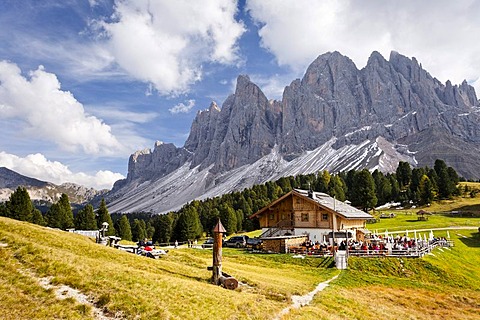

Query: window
269;214;275;220
322;213;328;221
281;213;286;220
301;213;309;222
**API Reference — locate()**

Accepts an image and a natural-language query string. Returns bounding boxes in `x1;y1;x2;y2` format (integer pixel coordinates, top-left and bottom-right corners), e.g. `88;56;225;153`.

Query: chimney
308;183;314;198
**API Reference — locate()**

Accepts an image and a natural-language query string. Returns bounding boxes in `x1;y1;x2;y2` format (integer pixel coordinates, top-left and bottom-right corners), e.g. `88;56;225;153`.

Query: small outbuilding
416;209;432;221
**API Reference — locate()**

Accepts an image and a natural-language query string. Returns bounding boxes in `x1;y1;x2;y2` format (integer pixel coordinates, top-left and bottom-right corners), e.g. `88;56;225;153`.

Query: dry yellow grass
0;217;336;319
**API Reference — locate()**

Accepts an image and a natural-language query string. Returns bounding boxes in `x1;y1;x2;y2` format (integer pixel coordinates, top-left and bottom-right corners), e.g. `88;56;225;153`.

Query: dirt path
37;276;117;320
18;268;121;320
273;275;339;320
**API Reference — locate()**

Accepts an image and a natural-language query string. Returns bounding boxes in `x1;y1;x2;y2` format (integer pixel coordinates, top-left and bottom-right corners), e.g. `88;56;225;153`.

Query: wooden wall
263;236;307;253
260;194;294;227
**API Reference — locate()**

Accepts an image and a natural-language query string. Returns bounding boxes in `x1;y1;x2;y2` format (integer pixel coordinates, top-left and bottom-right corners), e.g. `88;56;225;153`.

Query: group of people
347;234;450;255
296;233;450;256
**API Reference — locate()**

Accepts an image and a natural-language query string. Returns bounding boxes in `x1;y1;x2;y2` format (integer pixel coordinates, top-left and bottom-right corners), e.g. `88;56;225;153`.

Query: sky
0;0;479;190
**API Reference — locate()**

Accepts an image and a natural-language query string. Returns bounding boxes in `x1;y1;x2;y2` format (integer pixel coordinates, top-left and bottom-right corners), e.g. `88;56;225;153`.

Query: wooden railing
260;219;294;238
347;240;454;258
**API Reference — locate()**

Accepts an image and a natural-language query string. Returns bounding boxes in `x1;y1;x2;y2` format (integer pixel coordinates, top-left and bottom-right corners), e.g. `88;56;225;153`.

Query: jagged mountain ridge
106;50;480;213
0;167;106;206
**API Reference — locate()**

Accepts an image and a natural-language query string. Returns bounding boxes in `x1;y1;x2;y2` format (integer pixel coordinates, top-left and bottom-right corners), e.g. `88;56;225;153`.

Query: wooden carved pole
212;219;226;285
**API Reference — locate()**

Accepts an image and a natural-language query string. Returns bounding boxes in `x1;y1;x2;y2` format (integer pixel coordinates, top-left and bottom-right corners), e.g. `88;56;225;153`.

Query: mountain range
6;51;478;214
0;167;106;209
105;51;480;213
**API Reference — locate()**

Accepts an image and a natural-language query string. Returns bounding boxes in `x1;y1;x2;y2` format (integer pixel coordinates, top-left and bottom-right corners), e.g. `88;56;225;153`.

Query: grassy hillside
1;216;479;319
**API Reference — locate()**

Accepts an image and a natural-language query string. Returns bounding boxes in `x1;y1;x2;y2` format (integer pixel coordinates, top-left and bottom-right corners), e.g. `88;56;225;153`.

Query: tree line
1;159;476;245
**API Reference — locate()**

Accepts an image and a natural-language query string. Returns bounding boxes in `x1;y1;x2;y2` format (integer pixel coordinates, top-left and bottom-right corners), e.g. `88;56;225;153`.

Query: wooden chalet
250;189;373;244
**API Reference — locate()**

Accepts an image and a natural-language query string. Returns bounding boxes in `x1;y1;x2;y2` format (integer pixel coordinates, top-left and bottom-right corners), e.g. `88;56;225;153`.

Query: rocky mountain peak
366;51;388;67
106;50;480;213
209;101;221;112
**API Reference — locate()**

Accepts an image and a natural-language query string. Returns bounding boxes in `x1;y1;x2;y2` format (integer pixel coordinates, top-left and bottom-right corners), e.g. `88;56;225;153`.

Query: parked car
201;238;214;249
224;235;249;248
246;237;263;250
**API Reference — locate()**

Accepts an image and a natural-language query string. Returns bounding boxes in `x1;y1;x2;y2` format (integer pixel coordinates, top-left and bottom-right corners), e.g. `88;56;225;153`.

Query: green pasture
369;211;480;232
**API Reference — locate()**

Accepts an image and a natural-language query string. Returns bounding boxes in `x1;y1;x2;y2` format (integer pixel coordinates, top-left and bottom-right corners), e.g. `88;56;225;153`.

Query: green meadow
1;197;479;319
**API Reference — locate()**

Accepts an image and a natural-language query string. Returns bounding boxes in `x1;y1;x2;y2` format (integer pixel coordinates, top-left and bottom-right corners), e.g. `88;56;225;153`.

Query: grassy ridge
1;216;479;319
0;217;336;319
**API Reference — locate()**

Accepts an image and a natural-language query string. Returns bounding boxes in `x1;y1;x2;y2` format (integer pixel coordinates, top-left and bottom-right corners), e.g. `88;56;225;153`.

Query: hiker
174;240;178;248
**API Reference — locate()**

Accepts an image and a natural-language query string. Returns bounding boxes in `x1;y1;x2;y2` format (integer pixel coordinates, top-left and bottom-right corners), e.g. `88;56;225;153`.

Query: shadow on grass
458;233;480;248
455;204;480;211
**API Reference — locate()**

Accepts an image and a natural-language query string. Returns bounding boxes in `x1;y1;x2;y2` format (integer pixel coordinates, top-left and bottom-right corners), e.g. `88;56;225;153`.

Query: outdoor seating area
286;231;453;258
348;234;453;257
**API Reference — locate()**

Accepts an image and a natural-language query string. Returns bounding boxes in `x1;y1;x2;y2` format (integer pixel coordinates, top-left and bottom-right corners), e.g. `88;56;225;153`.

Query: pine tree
45;203;63;228
0;203;7;217
345;170;356;200
84;204;98;230
74;204;97;230
352;169;378;211
176;206;202;241
58;194;74;229
276;177;292;193
388;174;400;201
152;213;173;244
74;206;88;230
327;175;346;201
96;199;115;236
314;170;330;192
372;170;392;206
219;204;237;235
434;159;455;199
31;208;46;226
118;215;132;241
419;175;434;205
396;161;412;189
7;187;34;222
132;219;147;242
236;209;243;231
146;221;155;239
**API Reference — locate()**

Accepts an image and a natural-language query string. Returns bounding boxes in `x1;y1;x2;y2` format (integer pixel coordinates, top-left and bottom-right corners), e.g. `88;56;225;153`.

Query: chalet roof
294;189;373;219
249;189;373;220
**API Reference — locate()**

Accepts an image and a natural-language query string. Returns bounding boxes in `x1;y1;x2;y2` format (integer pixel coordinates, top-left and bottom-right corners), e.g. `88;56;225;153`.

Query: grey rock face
206;75;280;173
184;102;221;168
126;141;190;183
107;50;480;212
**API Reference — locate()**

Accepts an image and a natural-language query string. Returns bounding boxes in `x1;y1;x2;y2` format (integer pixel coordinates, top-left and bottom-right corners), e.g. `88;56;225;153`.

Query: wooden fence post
212;219;226;285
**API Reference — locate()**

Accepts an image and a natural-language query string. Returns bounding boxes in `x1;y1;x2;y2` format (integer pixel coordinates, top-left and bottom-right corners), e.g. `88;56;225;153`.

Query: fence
347;239;454;258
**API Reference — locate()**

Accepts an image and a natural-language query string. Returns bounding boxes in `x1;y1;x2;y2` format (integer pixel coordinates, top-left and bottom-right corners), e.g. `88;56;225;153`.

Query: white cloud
88;106;159;123
0;61;125;155
98;0;245;95
247;0;480;94
0;152;124;190
169;100;195;114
